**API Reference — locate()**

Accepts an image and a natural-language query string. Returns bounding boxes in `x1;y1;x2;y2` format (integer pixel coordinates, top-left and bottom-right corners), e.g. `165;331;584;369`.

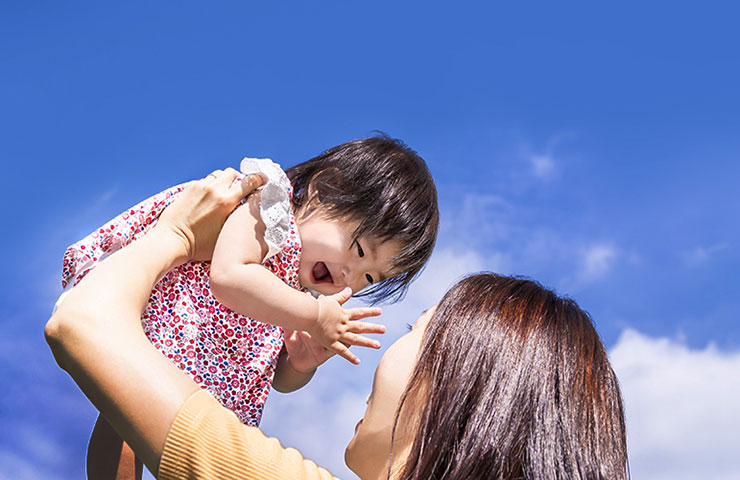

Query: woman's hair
394;273;628;479
286;134;439;303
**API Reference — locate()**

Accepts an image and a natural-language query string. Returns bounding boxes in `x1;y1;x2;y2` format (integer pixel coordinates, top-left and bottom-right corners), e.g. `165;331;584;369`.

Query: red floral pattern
61;180;302;426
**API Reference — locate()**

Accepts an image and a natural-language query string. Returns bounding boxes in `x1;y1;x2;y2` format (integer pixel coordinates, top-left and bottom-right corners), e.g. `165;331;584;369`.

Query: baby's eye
405;323;413;332
356;242;365;258
365;273;374;284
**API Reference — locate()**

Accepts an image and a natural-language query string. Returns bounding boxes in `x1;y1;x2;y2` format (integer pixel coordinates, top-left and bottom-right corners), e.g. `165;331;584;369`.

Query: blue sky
2;2;739;479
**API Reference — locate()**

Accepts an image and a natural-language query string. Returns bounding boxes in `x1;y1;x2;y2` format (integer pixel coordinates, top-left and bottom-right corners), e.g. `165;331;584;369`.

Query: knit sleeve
158;390;339;480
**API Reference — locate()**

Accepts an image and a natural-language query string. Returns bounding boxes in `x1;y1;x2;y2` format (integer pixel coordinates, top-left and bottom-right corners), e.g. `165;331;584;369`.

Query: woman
46;169;628;479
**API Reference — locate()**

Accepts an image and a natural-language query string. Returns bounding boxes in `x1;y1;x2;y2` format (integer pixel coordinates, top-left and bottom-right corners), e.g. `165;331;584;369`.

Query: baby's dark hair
286;134;439;304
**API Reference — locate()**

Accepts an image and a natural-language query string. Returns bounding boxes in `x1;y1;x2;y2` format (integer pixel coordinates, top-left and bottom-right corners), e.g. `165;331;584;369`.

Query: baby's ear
305;176;321;205
300;170;337;216
294;188;320;221
306;167;342;199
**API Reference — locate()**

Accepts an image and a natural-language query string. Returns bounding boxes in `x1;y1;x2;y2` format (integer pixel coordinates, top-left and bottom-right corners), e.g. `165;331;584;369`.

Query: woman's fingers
213;167;238;185
203;168;264;205
233;173;266;202
154;168;267;263
208;168;238;193
204;169;224;181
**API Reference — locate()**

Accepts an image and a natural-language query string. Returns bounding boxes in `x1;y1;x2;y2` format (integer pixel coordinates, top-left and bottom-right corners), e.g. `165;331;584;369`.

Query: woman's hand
157;169;266;263
45;169;265;474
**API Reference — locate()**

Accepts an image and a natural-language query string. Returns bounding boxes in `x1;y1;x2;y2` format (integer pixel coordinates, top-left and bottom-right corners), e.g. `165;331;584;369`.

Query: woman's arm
45;170;263;474
158;389;336;479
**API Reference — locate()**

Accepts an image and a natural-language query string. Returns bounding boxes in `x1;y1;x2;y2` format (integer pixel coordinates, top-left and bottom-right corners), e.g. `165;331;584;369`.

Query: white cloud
519;131;576;181
610;330;740;480
529;153;555;179
681;242;729;267
441;190;623;295
404;247;487;307
577;242;619;283
443;193;515;250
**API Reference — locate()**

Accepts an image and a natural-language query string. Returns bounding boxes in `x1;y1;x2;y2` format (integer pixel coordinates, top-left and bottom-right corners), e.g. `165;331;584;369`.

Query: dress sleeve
239;157;294;260
158;390;338;480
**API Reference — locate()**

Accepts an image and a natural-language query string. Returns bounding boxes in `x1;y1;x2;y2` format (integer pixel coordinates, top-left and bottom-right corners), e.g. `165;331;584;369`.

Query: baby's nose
341;266;359;287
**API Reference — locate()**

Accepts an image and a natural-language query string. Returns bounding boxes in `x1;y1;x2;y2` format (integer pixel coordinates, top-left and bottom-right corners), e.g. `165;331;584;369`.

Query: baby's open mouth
312;262;333;284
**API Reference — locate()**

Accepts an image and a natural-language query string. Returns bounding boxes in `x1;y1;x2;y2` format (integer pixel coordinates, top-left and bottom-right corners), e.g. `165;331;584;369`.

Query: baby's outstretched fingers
346;320;386;335
328;287;354;306
331;342;361;365
339;332;381;350
346;306;382;321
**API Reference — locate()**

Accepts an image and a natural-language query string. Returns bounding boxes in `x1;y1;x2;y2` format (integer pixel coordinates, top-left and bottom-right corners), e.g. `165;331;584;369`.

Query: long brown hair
393;273;628;479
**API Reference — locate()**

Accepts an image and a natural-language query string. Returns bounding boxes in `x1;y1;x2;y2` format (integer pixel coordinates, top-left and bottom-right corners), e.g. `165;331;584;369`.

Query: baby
60;135;439;479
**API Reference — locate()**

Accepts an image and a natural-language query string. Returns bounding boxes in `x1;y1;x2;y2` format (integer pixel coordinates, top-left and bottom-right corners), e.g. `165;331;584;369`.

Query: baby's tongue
313;262;330;281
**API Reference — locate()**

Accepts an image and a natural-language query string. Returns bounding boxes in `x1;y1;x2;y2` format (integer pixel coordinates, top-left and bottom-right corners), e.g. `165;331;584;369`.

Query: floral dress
60;159;302;426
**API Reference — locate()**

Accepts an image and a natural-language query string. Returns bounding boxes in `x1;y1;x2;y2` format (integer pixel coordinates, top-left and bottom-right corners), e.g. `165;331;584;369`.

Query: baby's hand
312;287;385;365
282;330;335;373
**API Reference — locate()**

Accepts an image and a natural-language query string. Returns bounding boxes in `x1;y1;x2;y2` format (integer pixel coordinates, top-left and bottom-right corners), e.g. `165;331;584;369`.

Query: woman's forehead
412;305;437;331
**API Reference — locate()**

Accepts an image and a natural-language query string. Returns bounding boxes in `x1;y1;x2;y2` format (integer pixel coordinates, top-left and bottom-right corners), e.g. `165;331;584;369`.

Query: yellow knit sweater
159;390;339;479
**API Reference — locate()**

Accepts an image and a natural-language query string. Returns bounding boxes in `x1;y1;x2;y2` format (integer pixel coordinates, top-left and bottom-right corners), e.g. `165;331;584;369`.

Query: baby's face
295;213;400;296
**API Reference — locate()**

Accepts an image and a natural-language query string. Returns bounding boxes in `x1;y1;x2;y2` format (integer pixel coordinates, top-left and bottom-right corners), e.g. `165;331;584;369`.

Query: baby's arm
273;289;386;392
210;194;317;332
272;325;351;393
210;193;384;365
272;343;316;393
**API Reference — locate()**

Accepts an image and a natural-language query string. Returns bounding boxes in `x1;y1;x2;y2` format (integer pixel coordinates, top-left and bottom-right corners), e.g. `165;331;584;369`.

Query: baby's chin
303;285;344;298
304;287;322;298
299;277;341;298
